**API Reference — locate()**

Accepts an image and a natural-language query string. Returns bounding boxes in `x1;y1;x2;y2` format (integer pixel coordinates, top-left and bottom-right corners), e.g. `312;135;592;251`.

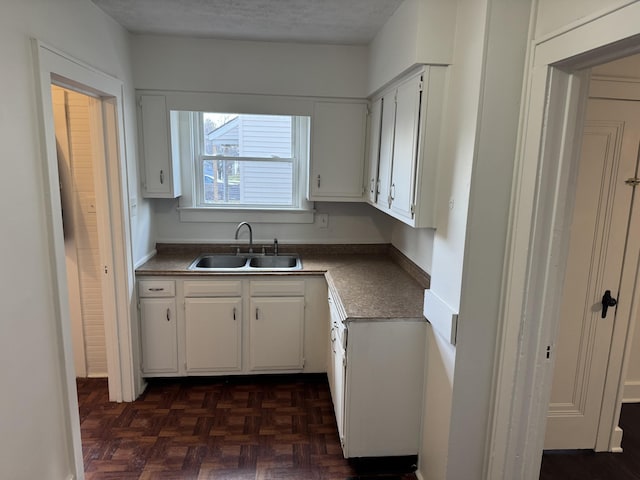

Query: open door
545;98;640;450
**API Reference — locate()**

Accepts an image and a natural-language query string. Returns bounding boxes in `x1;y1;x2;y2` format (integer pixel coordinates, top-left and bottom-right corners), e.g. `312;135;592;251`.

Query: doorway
544;62;640;452
489;6;640;479
33;40;137;479
52;85;109;379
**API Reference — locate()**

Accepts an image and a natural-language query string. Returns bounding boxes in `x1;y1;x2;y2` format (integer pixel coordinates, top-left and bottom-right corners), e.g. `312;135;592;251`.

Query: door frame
32;40;136;478
488;4;640;480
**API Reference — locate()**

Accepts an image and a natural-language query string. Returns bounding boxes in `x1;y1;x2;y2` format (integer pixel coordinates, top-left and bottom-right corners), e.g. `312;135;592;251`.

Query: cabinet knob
160;169;164;184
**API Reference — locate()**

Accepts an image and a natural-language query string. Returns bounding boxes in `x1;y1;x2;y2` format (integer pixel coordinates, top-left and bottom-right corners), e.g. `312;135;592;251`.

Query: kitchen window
174;110;312;222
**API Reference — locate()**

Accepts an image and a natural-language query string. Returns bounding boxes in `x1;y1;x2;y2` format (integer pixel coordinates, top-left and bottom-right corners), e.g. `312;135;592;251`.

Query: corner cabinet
367;66;446;228
328;290;426;458
137;94;181;198
308;101;367;201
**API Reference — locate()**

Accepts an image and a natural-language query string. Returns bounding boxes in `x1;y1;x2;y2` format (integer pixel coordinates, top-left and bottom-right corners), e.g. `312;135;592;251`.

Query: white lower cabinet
185;297;242;373
249;279;306;370
139;296;179;375
328;291;426;458
249;297;305;370
138;277;313;377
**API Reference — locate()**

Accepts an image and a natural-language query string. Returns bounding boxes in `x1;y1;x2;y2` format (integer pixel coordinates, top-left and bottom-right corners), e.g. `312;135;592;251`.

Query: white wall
367;0;456;94
534;0;630;39
445;0;532;477
153;199;394;245
132;35;369;98
131;35;396;246
0;1;143;478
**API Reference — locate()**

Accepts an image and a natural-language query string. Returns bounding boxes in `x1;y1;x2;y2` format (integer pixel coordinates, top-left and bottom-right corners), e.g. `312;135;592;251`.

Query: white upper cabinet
309;101;367;201
365;98;383;204
368;66;446;228
389;74;422;221
138;94;181;198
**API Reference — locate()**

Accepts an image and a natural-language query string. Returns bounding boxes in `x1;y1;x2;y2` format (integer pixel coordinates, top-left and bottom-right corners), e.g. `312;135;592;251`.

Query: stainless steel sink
249;255;301;269
188;254;301;271
189;254;248;270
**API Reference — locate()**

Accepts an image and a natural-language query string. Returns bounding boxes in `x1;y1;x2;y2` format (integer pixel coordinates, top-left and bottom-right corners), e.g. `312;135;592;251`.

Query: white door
249;297;304;370
185;297;242;372
545;99;640;449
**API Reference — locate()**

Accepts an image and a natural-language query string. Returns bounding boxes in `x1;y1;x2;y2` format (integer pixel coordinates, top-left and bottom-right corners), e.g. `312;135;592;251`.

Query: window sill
178;207;315;224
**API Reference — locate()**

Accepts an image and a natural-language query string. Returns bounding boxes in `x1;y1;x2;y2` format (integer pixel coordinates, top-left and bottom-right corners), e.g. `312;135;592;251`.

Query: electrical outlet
317;213;329;228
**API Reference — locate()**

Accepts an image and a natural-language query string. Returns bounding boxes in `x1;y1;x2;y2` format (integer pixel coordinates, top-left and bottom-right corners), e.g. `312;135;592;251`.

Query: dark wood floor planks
540;403;640;480
77;376;417;480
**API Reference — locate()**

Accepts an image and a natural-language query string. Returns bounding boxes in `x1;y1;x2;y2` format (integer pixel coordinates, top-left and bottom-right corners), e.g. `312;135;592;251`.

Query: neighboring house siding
239;115;293;204
206;114;294;204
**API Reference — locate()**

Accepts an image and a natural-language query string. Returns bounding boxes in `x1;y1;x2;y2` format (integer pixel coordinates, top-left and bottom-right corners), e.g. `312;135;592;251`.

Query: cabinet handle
148;287;164;292
370;178;375;194
317;174;321;188
160;169;164;184
233;307;237;321
390;183;395;201
330;328;336;354
255;308;260;320
166;308;170;322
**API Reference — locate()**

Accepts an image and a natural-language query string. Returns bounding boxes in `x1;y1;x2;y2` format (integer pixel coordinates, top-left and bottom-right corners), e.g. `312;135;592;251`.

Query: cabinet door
185;297;242;372
376;92;396;210
309;102;367;201
140;297;178;374
389;74;422;221
366;98;383;204
333;340;347;447
249;297;305;370
139;95;181;198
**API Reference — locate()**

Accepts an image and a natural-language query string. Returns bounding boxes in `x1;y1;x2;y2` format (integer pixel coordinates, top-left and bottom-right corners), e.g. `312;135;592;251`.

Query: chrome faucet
234;222;253;253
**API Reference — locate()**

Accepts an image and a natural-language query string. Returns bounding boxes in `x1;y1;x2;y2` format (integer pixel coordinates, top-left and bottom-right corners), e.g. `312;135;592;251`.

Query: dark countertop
136;246;427;322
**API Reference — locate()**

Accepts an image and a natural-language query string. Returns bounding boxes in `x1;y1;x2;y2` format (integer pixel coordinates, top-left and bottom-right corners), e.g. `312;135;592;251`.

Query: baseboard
415;470;425;480
623;381;640;403
610;426;623;453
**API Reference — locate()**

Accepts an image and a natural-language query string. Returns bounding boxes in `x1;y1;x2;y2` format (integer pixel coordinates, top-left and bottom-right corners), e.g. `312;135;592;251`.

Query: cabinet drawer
139;280;175;297
184;280;243;297
250;280;305;297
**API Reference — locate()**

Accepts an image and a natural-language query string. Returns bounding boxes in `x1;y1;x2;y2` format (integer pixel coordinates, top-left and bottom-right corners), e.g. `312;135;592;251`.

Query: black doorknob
601;290;618;318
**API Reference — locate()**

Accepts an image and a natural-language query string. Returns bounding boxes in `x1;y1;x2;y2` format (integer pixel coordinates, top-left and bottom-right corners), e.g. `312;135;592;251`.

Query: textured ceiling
92;0;404;45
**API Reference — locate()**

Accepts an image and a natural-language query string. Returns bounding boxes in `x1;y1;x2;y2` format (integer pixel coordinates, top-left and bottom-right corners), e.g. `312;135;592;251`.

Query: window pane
203;159;293;205
203;113;292;158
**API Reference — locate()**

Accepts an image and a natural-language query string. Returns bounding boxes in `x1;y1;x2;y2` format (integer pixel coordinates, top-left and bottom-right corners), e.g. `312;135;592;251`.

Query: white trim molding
423;290;458;345
488;3;640;479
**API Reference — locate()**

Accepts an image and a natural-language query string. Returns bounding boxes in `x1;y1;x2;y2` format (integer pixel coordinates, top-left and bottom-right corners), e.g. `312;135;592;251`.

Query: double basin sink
188;253;302;271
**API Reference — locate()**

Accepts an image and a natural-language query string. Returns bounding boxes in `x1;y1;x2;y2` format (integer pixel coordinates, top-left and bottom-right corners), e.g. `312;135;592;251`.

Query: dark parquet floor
77;375;417;480
540;403;640;480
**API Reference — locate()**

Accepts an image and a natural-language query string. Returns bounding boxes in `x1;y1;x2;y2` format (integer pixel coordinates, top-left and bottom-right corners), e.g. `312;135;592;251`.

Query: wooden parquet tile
77;376;418;480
